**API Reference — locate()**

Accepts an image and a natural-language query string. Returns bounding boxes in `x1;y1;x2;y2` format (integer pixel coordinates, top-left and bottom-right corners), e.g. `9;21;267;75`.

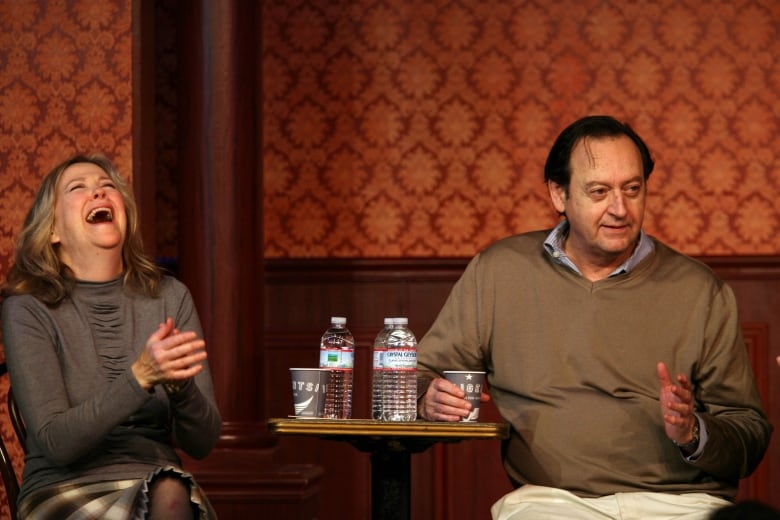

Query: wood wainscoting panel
736;322;770;502
264;257;780;519
177;429;323;519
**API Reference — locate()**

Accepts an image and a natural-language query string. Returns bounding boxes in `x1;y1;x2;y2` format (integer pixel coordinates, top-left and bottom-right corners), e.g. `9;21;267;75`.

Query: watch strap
673;418;700;451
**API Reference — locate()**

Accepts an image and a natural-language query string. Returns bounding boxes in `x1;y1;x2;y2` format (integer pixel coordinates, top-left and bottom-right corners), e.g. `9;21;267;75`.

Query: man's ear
548;181;567;214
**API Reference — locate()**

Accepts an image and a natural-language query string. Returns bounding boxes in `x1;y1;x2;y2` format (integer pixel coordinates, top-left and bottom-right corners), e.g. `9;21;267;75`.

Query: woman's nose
92;186;106;198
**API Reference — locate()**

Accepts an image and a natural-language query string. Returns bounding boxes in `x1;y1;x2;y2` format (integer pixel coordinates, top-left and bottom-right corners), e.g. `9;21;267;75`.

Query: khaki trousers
492;485;732;520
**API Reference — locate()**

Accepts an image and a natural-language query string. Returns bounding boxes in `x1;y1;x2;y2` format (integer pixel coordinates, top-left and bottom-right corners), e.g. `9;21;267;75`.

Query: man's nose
608;192;627;215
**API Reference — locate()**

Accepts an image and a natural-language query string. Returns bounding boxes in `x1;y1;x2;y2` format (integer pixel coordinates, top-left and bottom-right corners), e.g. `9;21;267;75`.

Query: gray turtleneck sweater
2;275;221;502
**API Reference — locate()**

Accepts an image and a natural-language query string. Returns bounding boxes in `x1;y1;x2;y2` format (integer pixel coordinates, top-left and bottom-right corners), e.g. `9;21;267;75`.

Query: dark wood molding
265;256;780;281
264;257;471;282
215;421;278;450
698;256;780;280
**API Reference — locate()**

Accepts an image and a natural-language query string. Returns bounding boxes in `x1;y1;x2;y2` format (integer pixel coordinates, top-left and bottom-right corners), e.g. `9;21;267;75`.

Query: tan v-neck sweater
417;231;770;499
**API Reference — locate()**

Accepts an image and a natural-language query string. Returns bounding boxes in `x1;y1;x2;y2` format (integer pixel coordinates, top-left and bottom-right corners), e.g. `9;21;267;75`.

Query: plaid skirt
17;466;216;520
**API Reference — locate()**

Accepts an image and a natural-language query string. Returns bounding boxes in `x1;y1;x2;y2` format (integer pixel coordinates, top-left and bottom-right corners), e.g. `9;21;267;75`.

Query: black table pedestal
371;449;411;520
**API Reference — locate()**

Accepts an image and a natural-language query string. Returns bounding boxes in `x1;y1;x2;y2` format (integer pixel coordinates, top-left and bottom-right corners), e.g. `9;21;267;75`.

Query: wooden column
174;1;322;516
177;0;264;442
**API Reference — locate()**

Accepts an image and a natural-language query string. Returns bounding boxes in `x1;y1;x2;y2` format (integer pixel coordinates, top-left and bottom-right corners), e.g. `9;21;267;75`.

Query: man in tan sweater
416;115;771;519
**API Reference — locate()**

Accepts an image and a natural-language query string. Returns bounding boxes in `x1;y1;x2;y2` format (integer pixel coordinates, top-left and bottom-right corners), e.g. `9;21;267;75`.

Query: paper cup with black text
443;370;486;422
289;368;331;418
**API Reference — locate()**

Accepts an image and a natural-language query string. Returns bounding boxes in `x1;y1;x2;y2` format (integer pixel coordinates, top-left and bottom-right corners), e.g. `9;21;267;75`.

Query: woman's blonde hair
3;154;162;304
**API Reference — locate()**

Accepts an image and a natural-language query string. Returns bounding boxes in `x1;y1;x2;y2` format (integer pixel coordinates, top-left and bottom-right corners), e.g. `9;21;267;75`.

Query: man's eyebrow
583;176;644;189
622;176;645;185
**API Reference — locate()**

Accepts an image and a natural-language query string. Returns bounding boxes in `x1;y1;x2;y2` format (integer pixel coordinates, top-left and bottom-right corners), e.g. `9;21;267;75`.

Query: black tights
147;475;197;520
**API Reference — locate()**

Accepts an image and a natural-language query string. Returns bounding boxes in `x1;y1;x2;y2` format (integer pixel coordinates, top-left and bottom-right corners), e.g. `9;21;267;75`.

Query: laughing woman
1;155;221;519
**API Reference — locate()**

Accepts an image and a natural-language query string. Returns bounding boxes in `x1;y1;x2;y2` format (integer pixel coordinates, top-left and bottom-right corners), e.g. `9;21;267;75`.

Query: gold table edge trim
268;418;509;439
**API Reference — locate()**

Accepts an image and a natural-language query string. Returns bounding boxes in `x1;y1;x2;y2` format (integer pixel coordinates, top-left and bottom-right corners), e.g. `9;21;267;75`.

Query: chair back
0;362;25;520
7;388;26;455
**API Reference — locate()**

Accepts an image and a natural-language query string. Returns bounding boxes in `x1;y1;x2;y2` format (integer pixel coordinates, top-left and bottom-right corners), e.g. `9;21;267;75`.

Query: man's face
548;135;646;273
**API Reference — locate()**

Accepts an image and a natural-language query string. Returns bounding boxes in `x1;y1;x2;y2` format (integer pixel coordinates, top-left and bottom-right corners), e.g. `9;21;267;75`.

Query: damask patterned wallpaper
1;0;779;266
263;0;780;258
0;0;775;515
0;0;133;277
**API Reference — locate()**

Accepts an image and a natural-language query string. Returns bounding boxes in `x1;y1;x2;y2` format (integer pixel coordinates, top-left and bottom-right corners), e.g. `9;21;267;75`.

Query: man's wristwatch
673;418;700;452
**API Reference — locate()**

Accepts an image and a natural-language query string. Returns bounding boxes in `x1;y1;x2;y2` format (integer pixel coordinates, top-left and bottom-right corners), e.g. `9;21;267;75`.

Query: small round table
268;418;510;520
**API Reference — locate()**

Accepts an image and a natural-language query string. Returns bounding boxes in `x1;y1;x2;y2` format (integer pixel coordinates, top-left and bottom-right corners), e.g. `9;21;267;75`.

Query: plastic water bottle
381;317;417;421
319;317;355;419
371;318;394;420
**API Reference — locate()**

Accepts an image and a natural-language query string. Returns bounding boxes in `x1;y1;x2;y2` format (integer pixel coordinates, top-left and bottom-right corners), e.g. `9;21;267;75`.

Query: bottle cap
384;317;393;325
331;316;347;325
395;317;408;325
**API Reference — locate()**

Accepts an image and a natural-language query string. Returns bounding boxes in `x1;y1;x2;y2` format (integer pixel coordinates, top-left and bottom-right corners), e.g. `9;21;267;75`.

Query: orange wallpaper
0;0;133;275
262;0;780;258
0;1;132;515
0;1;775;516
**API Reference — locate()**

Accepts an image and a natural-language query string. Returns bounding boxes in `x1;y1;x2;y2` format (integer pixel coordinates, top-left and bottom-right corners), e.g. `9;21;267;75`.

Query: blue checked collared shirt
543;220;654;277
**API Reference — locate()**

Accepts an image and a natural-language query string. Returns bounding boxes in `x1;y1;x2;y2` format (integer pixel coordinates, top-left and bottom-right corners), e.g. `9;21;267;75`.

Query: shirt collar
543;220;654;277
